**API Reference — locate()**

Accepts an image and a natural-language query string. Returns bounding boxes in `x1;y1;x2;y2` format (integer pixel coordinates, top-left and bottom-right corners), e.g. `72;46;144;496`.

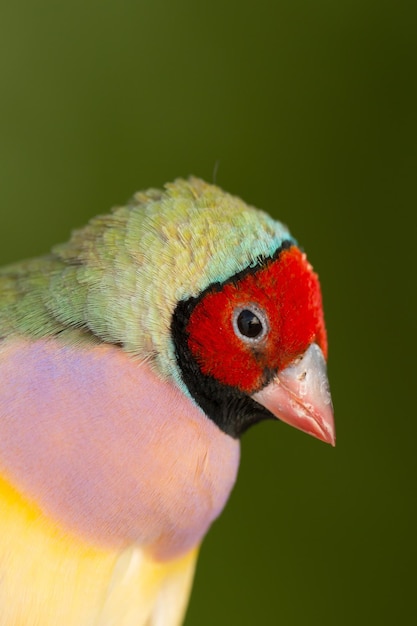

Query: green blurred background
1;1;416;624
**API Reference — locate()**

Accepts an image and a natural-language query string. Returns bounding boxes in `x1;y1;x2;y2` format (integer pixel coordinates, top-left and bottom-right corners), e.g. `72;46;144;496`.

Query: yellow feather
0;474;197;626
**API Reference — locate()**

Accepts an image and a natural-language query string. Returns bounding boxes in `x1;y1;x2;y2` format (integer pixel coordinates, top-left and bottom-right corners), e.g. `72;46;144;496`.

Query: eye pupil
237;309;263;338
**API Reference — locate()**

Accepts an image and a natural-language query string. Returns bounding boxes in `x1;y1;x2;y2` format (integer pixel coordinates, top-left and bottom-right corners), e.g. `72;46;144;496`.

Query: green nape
0;178;294;380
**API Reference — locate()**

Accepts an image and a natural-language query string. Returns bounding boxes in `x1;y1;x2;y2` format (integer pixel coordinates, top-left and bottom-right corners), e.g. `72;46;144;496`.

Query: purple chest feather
0;338;240;560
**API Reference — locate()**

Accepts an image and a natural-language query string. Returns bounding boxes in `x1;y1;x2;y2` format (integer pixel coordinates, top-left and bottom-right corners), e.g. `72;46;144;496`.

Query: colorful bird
0;178;334;625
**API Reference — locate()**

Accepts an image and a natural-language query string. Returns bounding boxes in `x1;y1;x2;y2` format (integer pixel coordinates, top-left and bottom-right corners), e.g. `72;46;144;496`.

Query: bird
0;177;334;625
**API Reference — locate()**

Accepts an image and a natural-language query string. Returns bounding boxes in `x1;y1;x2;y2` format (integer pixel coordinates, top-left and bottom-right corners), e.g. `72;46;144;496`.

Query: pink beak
252;343;335;445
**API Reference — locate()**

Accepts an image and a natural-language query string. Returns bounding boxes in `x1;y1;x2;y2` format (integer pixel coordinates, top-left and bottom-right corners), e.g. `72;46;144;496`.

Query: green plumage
0;178;293;380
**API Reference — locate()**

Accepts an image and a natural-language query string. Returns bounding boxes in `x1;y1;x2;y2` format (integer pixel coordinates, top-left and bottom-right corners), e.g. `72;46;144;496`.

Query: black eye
237;310;263;337
233;305;268;342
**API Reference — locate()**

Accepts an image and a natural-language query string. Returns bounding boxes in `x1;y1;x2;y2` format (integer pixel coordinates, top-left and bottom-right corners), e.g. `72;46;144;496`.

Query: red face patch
186;246;327;393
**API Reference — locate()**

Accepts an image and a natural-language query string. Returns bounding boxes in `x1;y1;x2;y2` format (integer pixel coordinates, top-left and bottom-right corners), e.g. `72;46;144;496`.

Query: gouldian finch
0;178;334;625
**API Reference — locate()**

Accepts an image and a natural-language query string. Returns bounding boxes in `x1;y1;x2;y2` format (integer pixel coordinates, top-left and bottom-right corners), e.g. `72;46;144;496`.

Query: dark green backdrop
1;1;416;624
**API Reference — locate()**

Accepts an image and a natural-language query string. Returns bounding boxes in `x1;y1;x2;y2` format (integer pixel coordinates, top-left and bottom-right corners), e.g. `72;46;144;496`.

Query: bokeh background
1;1;416;624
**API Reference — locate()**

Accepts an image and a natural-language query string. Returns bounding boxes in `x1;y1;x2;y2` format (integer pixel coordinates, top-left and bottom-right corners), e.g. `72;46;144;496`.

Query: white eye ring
232;304;269;344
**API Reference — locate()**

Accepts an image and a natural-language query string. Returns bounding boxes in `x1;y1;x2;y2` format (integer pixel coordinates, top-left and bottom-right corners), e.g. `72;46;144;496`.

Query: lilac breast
0;338;240;560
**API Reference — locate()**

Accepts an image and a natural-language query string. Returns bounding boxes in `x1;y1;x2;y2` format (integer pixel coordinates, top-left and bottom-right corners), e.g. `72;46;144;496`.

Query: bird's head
52;177;334;444
171;236;334;443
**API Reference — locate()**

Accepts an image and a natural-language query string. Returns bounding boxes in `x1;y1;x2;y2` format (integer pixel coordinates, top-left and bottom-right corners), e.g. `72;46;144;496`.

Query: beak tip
317;407;336;446
303;413;336;446
326;430;336;447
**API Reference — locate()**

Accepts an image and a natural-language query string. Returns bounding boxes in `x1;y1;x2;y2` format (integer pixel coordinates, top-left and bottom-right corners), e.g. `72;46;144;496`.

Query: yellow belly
0;474;197;626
